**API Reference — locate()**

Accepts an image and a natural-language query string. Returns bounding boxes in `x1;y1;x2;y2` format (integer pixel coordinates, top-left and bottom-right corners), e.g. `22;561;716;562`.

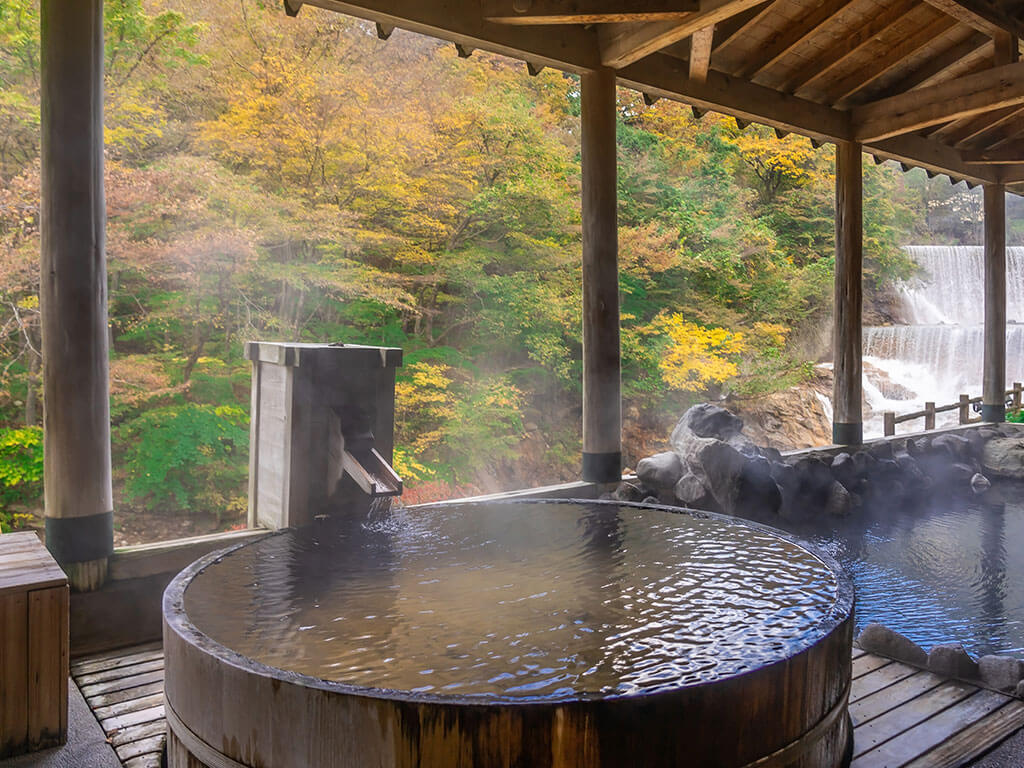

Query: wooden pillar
833;141;863;445
40;0;113;591
580;67;621;483
983;183;1006;423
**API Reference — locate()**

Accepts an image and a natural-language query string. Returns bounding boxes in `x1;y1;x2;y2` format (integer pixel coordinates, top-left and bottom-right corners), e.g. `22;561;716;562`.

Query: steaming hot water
182;500;843;699
860;245;1024;435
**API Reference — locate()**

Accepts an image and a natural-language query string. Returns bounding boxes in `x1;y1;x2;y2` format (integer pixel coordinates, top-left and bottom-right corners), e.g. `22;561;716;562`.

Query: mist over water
860;246;1024;436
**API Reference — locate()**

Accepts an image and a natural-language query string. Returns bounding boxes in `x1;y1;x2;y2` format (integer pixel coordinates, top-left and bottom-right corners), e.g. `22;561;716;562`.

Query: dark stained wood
902;699;1024;768
0;592;29;757
847;661;918;702
482;0;698;24
39;0;112;592
833;140;863;445
984;183;1007;420
26;586;69;752
581;67;621;482
849;671;945;726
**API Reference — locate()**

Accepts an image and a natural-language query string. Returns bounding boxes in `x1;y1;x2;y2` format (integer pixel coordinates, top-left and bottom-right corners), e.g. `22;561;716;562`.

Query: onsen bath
162;499;854;768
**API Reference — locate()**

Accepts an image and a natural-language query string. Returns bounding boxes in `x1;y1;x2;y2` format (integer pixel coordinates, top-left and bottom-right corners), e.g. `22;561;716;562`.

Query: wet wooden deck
70;644;1024;768
70;643;165;768
850;648;1024;767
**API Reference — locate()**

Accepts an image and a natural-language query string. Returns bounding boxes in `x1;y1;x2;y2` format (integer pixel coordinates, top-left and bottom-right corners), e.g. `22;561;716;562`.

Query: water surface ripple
184;501;840;700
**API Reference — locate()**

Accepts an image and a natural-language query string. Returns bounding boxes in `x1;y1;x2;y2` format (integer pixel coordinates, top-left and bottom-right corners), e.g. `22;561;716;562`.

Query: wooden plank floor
69;644;1024;768
850;647;1024;768
70;643;165;768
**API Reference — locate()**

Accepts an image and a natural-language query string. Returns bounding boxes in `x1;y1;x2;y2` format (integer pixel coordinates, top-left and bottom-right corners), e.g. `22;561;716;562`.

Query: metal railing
882;382;1023;436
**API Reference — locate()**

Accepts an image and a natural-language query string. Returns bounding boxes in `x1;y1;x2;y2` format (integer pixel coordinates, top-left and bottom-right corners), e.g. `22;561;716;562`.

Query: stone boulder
983;437;1024;479
928;644;978;679
978;655;1024;692
856;624;927;666
636;451;683;491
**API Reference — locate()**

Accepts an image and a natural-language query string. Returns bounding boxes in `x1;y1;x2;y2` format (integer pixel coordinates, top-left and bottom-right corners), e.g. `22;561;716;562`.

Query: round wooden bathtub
163;500;854;768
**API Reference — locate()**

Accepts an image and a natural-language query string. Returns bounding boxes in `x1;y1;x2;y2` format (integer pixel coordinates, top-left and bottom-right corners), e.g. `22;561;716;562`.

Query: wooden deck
69;644;1024;768
850;648;1024;767
70;643;165;768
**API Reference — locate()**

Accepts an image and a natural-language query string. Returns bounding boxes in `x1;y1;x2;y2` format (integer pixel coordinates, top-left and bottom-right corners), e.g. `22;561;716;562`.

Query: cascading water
860;245;1024;435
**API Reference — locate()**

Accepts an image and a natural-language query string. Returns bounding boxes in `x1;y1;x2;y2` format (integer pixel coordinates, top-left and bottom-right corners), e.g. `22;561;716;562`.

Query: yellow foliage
751;321;789;347
394;362;455;455
641;313;745;392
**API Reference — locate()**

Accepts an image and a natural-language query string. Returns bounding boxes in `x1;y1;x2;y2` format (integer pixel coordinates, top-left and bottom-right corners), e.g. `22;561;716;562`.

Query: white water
858;246;1024;436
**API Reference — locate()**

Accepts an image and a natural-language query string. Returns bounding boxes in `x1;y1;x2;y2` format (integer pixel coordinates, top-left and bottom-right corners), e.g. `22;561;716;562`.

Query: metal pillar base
582;452;622;483
982;404;1006;423
832;422;863;446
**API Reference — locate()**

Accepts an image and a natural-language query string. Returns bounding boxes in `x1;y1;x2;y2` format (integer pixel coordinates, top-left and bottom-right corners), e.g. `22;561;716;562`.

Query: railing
882;382;1023;436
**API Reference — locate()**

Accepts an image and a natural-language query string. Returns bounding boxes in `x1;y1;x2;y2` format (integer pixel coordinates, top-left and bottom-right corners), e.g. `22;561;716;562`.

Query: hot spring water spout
337;405;403;499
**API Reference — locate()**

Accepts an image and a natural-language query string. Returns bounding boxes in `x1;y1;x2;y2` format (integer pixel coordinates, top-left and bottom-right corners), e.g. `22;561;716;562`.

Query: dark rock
971;473;991;494
613;481;646;502
737;456;781;517
598;491;615;501
857;624;927;666
867;440;895;460
762;447;783;464
948;462;976;485
636;451;684;491
978;655;1024;692
852;450;878;479
928;643;978;679
978;427;1002;441
674;471;710;508
934;433;971;460
998;423;1023;438
1017;680;1024;699
964;430;986;457
641;496;660;506
771;462;801;520
983;437;1024;479
894;453;927;489
830;452;856;488
792;455;834;497
824;480;852;517
670;403;744;443
910;436;932;456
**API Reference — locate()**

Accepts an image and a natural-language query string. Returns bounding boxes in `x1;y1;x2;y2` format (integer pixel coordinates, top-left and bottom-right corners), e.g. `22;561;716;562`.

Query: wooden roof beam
617;51;851;140
882;33;990;94
867;133;997;185
830;15;959;107
961;146;1024;163
736;0;854;80
302;0;603;73
783;0;911;93
922;0;1024;40
599;0;767;68
482;0;697;24
853;60;1024;142
937;104;1024;147
709;0;776;56
688;25;714;83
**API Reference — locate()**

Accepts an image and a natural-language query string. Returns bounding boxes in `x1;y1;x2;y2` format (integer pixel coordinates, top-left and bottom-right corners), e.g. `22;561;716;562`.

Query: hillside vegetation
0;0;983;536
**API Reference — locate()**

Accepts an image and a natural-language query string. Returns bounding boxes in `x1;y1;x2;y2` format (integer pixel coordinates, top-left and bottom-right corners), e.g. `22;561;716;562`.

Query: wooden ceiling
291;0;1024;190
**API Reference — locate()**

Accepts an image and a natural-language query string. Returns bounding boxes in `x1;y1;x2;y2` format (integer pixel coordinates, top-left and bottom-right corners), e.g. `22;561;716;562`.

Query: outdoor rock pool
778;480;1024;657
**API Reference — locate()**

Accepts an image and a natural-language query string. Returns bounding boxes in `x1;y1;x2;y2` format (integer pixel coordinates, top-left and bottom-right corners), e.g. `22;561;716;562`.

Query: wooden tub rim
162;497;855;709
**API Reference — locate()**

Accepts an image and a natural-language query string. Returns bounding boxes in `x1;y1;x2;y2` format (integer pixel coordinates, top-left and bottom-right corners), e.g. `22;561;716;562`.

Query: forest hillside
0;0;999;540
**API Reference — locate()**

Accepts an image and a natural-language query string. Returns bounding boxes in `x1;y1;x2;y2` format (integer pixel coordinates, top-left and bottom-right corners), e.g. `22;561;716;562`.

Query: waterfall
859;246;1024;436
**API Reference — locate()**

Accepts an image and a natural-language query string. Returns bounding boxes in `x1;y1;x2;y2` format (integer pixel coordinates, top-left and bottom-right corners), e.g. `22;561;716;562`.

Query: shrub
0;426;43;531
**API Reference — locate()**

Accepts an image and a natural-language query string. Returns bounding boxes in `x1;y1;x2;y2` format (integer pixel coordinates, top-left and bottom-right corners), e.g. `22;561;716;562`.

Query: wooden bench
0;531;69;758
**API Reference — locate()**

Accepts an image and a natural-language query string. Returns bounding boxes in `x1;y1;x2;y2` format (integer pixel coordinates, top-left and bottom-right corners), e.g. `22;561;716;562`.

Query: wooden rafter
853;60;1024;142
482;0;697;25
829;15;958;106
922;0;1024;39
689;25;715;83
709;0;776;57
961;146;1024;162
734;0;854;80
936;104;1024;146
782;0;912;94
598;0;766;68
883;33;990;94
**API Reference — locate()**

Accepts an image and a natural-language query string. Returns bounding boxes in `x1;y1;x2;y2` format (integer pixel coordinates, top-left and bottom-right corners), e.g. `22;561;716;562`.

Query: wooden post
581;67;621;483
983;183;1006;423
833;141;863;445
959;394;970;425
40;0;113;591
924;402;936;431
1014;381;1022;411
883;412;895;437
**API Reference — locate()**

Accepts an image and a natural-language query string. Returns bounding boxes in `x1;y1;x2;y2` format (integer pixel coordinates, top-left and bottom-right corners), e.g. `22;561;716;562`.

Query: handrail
882;382;1023;436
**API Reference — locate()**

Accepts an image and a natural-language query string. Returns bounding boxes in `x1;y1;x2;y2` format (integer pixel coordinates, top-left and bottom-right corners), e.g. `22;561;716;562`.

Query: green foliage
116;404;248;515
0;426;42;531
